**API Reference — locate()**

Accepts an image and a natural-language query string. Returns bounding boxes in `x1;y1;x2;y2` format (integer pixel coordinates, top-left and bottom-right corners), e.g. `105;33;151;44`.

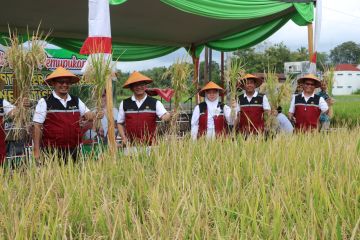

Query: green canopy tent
0;0;314;61
0;0;315;151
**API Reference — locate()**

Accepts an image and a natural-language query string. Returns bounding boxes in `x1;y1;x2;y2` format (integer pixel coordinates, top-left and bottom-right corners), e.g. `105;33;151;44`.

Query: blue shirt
316;91;330;123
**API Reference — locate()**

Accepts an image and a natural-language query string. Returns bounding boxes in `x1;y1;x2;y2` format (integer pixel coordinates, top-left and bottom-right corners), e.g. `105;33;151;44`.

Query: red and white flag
309;0;322;74
80;0;112;55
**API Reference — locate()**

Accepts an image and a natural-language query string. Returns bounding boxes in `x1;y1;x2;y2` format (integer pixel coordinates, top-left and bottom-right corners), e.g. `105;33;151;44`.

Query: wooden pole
106;75;116;157
193;56;200;104
307;23;314;62
204;47;208;83
208;48;212;82
220;51;224;102
190;46;200;104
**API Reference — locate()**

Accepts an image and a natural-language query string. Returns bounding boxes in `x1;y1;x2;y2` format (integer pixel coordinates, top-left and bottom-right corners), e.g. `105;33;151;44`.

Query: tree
199;61;220;85
233;47;264;73
330;41;360;64
263;42;291;73
290;47;309;61
316;52;330;72
234;42;292;73
140;67;170;88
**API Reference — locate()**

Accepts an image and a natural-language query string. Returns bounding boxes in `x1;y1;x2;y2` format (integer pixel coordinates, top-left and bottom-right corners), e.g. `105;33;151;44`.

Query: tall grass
0;129;359;239
332;95;360;127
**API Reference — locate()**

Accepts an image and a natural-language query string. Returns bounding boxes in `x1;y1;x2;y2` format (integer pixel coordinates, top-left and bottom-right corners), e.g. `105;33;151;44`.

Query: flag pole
81;0;116;157
307;23;314;62
106;74;116;156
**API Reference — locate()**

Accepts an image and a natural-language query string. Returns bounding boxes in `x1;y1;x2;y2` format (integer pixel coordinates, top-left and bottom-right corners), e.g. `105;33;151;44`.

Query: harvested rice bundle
82;53;113;130
163;56;192;135
225;57;245;132
323;66;335;97
322;65;335;118
260;70;292;133
3;26;48;139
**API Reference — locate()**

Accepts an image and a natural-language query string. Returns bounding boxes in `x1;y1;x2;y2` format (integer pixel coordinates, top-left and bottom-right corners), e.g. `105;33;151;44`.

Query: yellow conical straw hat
297;74;321;88
199;81;225;97
123;71;153;88
237;73;263;89
45;67;80;84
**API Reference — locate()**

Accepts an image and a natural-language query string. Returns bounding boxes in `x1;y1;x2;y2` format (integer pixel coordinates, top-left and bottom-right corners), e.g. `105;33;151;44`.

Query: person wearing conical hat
191;81;232;140
288;74;329;132
116;71;170;146
236;74;271;135
32;67;103;162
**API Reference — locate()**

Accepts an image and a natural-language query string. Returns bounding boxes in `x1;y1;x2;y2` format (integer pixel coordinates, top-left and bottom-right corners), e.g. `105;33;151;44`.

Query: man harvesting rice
288;74;329;132
33;67;103;162
236;74;271;135
191;81;233;139
117;71;170;146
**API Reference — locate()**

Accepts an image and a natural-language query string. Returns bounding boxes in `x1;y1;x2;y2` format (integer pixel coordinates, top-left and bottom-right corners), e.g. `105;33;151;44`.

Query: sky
118;0;360;73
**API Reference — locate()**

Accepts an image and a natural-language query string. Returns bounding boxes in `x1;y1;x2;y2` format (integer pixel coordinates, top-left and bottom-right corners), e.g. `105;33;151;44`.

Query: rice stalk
260;69;292;134
162;56;192;135
225;57;245;133
82;53;113;130
322;65;335;119
0;127;359;238
322;65;335;97
2;25;48;139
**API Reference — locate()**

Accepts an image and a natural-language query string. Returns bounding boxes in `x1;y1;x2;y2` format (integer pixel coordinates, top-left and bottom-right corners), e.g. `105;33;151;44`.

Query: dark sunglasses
304;82;315;86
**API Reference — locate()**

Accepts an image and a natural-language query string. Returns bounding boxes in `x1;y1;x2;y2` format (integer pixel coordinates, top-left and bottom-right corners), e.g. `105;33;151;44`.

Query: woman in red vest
117;71;170;146
33;67;103;162
236;74;271;135
288;74;329;132
191;81;232;139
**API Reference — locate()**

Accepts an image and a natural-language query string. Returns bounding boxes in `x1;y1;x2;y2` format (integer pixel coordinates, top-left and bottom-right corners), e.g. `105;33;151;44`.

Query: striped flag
80;0;112;55
309;0;322;74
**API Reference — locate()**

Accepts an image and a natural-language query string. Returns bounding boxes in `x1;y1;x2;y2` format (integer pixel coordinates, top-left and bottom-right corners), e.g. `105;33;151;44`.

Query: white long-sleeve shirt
288;92;328;114
117;94;167;124
276;113;294;134
191;98;232;140
33;91;90;124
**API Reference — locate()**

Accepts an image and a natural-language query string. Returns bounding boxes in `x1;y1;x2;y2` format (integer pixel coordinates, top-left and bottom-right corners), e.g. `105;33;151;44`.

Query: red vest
197;102;227;138
42;94;82;148
123;96;157;145
0;99;5;164
237;93;265;134
294;94;321;132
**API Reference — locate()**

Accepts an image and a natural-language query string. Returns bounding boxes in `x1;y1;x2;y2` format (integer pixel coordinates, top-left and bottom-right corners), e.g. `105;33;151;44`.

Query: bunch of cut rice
3;26;48;139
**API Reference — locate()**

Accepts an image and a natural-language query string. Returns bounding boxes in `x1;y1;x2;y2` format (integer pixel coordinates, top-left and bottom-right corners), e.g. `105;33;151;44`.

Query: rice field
0;129;359;239
332;95;360;127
